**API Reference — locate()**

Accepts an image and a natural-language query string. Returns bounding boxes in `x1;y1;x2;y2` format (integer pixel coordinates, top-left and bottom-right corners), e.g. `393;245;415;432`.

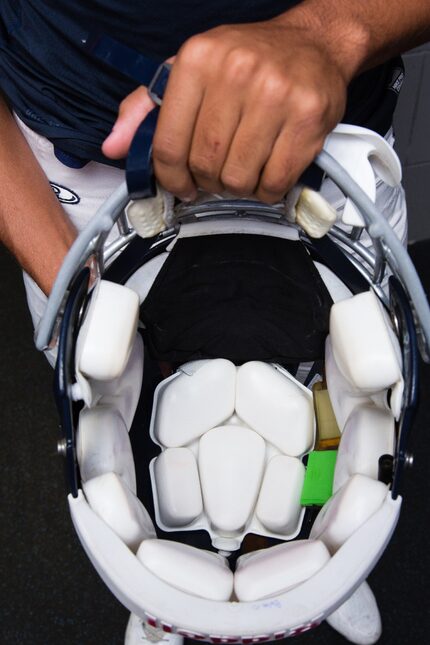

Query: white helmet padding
77;405;136;492
329;290;403;395
150;360;313;551
199;425;266;535
154;448;203;527
325;338;379;431
69;489;401;639
78;280;139;381
234;540;330;602
255;455;305;534
309;474;389;553
74;282;143;423
333;405;395;492
325;289;403;429
82;472;156;552
236;362;314;457
153;359;236;448
137;540;234;601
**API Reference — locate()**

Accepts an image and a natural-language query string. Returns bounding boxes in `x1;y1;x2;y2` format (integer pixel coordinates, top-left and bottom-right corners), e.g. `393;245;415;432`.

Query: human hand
103;15;351;203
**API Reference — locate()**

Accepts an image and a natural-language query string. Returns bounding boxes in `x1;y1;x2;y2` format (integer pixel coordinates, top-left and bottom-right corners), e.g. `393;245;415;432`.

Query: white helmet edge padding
70;489;400;639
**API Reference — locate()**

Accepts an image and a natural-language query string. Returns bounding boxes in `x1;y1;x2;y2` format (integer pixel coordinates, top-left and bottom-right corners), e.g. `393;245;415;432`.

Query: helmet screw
404;453;414;468
57;438;67;457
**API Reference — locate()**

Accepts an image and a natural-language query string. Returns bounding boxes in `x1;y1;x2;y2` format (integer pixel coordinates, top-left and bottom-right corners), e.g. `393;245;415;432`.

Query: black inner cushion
140;234;332;364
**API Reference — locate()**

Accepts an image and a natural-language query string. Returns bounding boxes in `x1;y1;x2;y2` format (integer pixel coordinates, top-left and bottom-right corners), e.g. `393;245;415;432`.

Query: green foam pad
300;450;338;506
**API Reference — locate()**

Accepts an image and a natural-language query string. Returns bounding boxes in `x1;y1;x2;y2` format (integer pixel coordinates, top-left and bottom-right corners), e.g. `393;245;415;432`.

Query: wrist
28;223;76;296
271;1;372;83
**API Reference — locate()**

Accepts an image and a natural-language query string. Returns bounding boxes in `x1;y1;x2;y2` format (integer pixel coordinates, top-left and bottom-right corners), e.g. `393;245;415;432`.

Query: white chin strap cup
285;185;338;238
126;184;175;238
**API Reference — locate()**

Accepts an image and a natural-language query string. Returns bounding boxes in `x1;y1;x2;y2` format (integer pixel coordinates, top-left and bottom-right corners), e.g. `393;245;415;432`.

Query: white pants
17;117;407;353
16;116;125;341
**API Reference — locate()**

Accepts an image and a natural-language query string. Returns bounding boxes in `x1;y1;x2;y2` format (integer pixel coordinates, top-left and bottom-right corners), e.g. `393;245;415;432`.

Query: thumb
102;86;156;159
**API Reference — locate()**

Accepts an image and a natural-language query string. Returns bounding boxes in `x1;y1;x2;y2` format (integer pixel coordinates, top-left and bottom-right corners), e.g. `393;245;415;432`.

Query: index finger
153;49;206;200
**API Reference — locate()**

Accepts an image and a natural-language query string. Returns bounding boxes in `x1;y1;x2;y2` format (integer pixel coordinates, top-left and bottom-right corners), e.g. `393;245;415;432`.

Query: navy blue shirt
0;1;402;166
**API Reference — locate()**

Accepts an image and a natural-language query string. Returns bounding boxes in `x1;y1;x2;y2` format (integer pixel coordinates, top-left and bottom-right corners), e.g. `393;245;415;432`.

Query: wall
394;44;430;241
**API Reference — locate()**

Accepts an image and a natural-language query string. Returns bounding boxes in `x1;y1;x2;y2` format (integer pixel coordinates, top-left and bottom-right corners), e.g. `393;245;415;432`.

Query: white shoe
125;613;184;645
326;581;382;644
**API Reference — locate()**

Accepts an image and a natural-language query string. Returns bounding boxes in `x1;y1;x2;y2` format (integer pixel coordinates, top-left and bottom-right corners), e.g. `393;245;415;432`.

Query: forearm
0;97;76;295
278;0;430;83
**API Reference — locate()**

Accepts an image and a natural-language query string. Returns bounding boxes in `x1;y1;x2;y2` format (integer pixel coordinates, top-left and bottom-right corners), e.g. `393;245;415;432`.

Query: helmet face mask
46;152;424;641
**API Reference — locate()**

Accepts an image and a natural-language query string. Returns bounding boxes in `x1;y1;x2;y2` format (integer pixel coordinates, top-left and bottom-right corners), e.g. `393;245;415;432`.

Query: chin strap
84;32;171;201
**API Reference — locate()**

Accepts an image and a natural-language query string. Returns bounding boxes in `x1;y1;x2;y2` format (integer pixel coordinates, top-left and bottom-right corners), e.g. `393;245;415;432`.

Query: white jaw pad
333;404;395;492
199;426;265;534
236;362;314;457
136;539;233;601
234;539;330;602
256;455;305;534
325;336;378;430
153;359;236;447
154;448;203;527
309;474;388;553
74;331;144;417
78;280;140;381
330;291;403;393
77;405;136;493
83;472;156;552
91;333;144;431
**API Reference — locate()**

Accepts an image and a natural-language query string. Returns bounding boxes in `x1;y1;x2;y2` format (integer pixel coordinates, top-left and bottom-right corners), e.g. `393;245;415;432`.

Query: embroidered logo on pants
50;182;80;204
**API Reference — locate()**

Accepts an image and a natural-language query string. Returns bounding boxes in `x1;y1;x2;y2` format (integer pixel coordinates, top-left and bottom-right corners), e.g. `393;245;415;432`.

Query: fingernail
182;193;197;202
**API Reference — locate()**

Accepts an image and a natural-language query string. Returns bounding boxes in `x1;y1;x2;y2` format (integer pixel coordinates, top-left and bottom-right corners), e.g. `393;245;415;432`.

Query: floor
1;242;430;645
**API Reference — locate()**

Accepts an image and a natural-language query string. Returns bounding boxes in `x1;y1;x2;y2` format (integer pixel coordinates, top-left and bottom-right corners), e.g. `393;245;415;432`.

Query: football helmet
36;126;430;643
